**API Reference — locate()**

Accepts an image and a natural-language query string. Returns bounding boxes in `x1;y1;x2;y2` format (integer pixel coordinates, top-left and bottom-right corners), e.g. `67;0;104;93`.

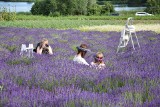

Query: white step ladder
117;17;140;53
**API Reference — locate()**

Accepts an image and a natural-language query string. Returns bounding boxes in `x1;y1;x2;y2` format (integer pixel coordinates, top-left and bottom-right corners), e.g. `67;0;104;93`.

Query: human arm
36;46;43;54
82;58;89;66
48;46;53;55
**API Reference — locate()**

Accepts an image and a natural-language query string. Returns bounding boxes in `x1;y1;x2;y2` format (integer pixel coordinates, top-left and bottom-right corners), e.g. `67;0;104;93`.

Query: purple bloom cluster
0;27;160;107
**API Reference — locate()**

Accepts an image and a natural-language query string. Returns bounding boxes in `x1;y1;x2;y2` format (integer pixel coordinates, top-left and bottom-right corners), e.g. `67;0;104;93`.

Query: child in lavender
33;38;53;55
91;52;106;69
73;44;89;66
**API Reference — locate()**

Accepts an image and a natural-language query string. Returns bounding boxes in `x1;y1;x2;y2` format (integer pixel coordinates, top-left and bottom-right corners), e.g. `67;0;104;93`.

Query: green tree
87;0;97;7
31;0;113;16
66;0;77;15
145;0;160;14
31;1;43;15
101;1;115;15
87;4;102;15
77;0;88;15
31;0;57;15
49;0;57;13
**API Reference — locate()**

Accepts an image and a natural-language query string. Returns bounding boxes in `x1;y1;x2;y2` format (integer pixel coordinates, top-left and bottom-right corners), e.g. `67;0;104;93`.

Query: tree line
97;0;148;5
31;0;115;16
0;0;34;2
145;0;160;14
0;0;148;5
1;0;159;15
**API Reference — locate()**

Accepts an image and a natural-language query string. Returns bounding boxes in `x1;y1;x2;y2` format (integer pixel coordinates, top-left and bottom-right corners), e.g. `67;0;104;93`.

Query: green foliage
97;0;148;5
124;81;154;105
75;75;125;93
0;0;34;2
31;0;114;16
0;7;16;21
49;11;60;17
7;46;16;52
7;57;33;65
87;4;102;15
145;0;160;14
17;12;32;15
39;80;58;91
7;59;21;65
16;76;24;86
31;0;51;15
101;1;115;15
1;14;160;29
5;45;17;52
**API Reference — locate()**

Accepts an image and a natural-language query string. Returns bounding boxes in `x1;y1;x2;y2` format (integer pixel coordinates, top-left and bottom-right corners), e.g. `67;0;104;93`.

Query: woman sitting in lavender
33;38;53;55
73;44;89;66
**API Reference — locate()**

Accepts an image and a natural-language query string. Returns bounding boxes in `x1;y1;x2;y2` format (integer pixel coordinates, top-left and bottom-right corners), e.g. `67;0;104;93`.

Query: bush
87;4;102;15
145;0;160;14
31;0;115;16
31;0;57;16
101;1;115;15
31;1;46;15
49;11;60;17
0;7;16;21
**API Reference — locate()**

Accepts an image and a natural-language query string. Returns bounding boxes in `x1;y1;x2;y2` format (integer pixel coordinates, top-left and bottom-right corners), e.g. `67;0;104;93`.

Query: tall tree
77;0;88;15
87;0;96;7
31;0;115;16
66;0;77;15
145;0;160;14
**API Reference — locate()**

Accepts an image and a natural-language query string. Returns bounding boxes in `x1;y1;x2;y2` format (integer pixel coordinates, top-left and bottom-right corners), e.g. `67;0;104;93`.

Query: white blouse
73;55;89;66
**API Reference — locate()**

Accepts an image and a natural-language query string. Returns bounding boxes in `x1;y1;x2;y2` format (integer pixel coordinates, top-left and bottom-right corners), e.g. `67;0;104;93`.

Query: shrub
101;1;115;15
49;11;60;17
31;1;45;15
31;0;57;16
87;4;102;16
31;0;115;16
145;0;160;14
0;7;16;21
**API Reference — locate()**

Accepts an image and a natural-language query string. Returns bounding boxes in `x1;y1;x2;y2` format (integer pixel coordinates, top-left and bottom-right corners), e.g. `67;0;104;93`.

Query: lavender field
0;27;160;107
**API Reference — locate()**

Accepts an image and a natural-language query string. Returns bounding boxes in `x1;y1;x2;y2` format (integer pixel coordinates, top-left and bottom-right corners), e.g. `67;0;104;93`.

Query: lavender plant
0;27;160;107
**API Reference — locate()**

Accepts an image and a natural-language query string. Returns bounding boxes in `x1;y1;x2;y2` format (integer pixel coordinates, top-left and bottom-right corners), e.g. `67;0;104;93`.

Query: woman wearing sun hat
73;44;89;66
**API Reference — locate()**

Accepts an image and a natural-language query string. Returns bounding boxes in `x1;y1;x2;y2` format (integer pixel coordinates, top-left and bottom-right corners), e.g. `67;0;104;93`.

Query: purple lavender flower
0;27;160;106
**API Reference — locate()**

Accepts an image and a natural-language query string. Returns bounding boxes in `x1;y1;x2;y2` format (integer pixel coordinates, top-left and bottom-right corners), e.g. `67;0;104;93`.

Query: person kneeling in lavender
91;52;106;69
73;44;89;66
33;38;53;55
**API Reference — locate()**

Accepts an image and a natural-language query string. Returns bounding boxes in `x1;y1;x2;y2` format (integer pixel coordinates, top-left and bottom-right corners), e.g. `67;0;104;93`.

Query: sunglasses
96;56;103;59
95;56;103;62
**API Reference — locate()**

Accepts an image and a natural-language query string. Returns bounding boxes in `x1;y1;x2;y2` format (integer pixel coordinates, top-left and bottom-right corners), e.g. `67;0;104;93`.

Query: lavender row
0;27;160;106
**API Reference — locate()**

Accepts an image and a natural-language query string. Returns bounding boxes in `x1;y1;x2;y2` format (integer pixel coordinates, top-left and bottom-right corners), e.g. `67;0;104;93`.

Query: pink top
91;62;106;69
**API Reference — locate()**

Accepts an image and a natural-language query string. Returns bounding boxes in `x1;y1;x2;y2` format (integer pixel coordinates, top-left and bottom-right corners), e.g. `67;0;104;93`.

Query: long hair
39;38;49;49
41;38;48;43
77;44;87;58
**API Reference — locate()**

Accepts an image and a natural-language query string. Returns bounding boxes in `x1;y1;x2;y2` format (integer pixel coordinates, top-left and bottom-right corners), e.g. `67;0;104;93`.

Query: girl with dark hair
73;44;89;66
